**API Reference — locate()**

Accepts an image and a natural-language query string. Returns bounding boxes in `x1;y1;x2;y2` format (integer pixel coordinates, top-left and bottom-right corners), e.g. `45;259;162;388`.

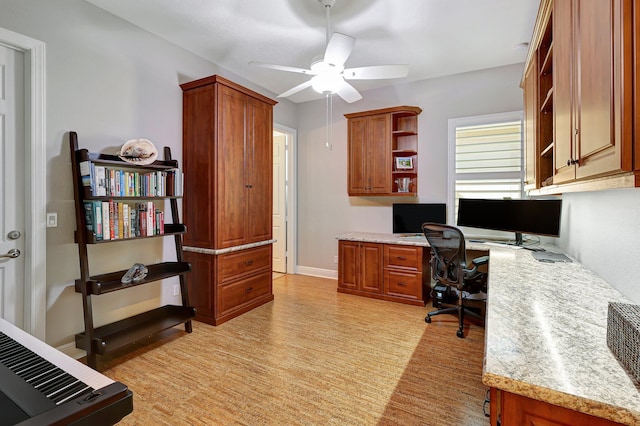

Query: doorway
272;124;296;275
0;27;47;339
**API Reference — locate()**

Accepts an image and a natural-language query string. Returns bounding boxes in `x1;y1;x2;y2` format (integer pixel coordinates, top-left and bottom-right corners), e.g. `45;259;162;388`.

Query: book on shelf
102;201;110;240
80;155;184;198
83;202;94;234
84;200;166;240
93;201;102;240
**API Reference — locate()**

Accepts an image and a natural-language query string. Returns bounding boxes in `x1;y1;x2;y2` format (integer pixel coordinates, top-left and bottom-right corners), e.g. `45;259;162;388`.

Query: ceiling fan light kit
249;0;408;104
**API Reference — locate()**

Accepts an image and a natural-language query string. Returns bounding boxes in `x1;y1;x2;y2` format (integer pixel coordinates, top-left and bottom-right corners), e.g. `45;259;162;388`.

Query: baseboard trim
58;341;86;360
295;266;338;280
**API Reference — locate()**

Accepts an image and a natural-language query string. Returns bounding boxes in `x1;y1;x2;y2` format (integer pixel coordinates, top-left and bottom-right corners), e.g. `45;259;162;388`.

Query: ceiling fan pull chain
326;93;333;150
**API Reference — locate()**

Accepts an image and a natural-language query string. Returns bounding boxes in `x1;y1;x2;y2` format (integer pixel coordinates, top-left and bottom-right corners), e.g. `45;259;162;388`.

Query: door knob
7;230;21;240
1;249;20;259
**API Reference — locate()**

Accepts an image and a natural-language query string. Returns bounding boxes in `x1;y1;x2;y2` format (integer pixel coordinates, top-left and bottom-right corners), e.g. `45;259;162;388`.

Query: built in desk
336;233;640;425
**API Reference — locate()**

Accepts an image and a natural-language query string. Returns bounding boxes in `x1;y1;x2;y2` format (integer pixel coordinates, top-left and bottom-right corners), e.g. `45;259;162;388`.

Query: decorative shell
117;139;158;165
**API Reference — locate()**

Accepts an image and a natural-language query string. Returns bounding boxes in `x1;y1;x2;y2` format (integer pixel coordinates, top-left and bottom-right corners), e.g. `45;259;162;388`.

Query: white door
272;132;287;273
0;45;26;326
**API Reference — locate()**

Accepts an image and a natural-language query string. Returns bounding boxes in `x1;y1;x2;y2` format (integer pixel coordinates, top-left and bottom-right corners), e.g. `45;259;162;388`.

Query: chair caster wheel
425;316;432;323
456;330;464;338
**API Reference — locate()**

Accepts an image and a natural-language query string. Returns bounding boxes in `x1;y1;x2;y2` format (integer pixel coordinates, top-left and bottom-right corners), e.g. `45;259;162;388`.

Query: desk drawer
384;270;422;300
384;245;422;271
217;245;271;285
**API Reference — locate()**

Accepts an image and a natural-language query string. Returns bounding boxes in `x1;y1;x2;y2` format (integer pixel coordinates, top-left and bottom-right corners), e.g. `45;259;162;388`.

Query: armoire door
216;84;249;249
246;96;273;244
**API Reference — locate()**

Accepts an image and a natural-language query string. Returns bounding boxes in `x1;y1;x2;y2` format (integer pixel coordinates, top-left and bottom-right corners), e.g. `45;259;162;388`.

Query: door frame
0;27;47;340
273;123;297;275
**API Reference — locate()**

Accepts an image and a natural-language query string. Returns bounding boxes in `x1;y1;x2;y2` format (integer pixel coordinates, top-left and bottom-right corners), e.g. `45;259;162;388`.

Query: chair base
425;304;484;338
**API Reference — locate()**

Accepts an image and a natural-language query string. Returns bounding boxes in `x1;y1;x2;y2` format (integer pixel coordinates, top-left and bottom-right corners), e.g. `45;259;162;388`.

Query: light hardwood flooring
100;274;489;425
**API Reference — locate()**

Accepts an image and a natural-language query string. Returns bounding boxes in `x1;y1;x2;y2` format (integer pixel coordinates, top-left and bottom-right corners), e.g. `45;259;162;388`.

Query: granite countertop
184;239;276;255
337;232;640;424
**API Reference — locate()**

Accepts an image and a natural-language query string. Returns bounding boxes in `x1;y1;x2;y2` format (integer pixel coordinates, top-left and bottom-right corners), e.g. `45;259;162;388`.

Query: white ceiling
85;0;540;103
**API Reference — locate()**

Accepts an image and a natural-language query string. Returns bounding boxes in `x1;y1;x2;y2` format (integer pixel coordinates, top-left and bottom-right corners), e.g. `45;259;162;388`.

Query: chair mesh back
422;223;467;288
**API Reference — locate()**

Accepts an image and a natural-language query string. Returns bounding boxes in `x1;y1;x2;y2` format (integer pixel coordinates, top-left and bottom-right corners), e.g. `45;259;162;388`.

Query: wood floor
100;274;489;425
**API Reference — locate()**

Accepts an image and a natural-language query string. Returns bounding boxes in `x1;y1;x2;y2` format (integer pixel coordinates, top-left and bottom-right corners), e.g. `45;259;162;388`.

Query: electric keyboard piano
0;318;132;425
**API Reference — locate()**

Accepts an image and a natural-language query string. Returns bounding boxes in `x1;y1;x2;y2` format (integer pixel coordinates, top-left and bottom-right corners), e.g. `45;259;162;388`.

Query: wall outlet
173;284;180;297
334;255;338;264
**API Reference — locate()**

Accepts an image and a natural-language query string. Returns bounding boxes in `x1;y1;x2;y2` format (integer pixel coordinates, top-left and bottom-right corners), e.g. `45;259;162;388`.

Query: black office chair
422;223;489;338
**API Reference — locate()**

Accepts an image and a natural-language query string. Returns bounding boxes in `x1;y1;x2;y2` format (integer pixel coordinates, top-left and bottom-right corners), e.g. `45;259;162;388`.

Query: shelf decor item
121;263;149;284
117;138;158;165
395;157;413;170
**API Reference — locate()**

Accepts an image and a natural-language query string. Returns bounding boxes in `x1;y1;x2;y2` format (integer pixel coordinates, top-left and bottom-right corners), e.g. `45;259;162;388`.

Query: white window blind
448;112;524;232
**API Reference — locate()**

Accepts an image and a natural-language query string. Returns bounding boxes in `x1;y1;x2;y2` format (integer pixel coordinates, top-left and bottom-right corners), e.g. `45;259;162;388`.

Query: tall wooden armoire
180;75;277;326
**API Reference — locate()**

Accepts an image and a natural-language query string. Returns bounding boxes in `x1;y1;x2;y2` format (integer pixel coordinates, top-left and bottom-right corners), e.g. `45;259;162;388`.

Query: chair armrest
471;255;489;267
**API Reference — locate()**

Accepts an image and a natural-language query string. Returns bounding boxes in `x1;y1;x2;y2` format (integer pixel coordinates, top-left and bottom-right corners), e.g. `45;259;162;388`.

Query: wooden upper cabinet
523;0;636;193
554;0;633;184
181;75;276;250
345;106;421;196
347;113;391;195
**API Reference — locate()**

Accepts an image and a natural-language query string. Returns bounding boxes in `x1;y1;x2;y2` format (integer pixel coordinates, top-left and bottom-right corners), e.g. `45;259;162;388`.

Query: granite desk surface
337;232;640;425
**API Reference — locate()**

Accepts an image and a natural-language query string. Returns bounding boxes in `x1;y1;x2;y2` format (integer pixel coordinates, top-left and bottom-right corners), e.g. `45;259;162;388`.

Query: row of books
83;200;164;241
79;161;183;197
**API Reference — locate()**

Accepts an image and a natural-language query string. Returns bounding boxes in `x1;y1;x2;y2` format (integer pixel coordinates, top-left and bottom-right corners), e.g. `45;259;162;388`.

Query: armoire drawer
217;245;271;285
217;271;272;315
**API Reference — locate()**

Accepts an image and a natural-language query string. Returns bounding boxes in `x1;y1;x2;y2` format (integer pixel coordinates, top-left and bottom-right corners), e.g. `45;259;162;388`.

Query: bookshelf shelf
70;131;194;370
75;305;196;355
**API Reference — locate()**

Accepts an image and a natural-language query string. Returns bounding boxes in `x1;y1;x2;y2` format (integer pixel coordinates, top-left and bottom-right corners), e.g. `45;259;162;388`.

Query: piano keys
0;318;132;426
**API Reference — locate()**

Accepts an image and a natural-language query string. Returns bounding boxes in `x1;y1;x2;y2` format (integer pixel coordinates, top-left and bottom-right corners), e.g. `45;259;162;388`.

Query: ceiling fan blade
324;33;355;67
336;81;362;103
343;65;409;80
249;61;315;75
277;79;314;98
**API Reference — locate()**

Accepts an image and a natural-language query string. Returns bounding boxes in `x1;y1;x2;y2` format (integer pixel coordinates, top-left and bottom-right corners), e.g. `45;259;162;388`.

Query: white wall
558;189;640;304
0;0;297;348
295;63;526;272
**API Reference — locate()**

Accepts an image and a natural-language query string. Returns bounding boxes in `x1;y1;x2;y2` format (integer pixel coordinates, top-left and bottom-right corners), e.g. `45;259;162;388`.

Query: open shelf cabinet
70;131;195;369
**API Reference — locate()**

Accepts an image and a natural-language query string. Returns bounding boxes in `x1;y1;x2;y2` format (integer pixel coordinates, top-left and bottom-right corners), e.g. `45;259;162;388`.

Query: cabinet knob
245;259;254;266
397;282;407;287
566;159;571;166
397;256;407;260
245;287;253;293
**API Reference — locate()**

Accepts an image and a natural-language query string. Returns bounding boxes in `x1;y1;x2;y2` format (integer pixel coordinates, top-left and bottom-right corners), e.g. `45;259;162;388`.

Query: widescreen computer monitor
393;203;447;234
456;198;562;245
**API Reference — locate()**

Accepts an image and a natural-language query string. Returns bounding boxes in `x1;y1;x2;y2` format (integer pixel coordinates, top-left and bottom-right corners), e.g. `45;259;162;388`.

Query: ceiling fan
249;0;409;103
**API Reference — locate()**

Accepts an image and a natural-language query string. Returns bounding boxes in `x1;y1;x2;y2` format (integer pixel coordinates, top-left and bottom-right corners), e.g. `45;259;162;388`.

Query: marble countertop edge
482;372;640;425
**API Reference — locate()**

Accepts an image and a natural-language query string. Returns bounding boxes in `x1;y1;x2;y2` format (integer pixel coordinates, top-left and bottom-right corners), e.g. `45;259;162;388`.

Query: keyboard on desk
0;319;132;426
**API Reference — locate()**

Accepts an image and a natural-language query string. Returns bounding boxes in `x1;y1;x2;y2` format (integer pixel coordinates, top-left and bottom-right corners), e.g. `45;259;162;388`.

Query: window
448;111;524;237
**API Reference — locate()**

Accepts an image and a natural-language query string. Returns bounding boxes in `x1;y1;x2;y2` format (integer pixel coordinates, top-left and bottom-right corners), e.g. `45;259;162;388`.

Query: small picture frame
395;157;413;170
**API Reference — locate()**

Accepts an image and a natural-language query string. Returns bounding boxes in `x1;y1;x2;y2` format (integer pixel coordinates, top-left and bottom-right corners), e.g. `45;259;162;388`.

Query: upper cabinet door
366;113;392;194
553;0;575;184
347;117;368;195
574;0;633;180
523;58;538;190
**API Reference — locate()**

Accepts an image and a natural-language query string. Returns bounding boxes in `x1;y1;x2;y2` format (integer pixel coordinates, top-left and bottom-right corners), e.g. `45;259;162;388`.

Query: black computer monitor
393;203;447;234
456;198;562;245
